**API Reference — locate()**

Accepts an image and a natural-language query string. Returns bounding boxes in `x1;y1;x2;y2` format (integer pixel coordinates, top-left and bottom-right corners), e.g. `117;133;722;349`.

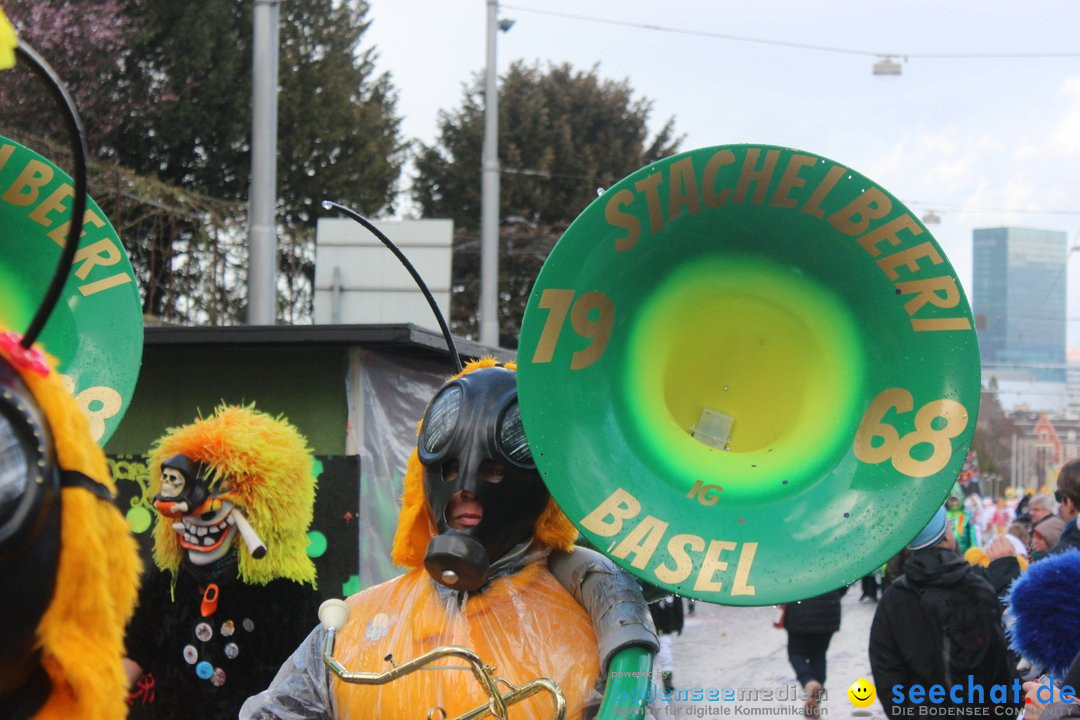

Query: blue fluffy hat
1008;550;1080;677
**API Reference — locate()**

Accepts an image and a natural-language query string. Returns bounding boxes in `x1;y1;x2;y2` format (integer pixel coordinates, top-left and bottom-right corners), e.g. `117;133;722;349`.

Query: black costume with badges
126;551;319;719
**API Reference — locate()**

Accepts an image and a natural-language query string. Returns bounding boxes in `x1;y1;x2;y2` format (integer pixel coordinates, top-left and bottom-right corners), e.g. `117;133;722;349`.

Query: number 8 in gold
853;387;969;478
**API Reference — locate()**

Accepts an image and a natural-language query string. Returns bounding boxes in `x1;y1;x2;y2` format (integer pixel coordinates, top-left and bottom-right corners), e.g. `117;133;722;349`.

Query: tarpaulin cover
345;348;447;587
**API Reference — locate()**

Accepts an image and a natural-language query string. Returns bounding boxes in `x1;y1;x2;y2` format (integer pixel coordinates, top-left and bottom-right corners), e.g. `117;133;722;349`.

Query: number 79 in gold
530;288;615;370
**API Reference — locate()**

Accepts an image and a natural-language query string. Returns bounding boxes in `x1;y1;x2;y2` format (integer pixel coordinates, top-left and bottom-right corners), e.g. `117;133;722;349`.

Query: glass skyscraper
972;227;1068;383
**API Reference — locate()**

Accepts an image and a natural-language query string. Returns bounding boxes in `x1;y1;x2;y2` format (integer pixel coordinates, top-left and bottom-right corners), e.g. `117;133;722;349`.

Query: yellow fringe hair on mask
391;357;578;569
147;404;318;587
0;335;142;720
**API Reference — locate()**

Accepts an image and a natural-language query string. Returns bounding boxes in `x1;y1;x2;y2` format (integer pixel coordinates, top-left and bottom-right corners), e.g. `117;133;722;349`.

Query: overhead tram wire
500;4;1080;60
905;201;1080;217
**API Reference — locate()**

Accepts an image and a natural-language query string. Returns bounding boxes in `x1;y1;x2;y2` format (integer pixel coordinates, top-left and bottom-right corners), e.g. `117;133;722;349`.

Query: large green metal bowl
0;135;142;445
518;145;980;605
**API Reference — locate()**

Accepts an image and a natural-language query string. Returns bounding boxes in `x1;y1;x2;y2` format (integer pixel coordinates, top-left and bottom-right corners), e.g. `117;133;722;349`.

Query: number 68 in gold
531;288;615;370
853;387;969;478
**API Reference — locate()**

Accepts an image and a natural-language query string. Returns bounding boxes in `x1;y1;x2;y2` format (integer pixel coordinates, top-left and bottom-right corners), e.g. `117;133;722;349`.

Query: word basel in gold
581;487;757;597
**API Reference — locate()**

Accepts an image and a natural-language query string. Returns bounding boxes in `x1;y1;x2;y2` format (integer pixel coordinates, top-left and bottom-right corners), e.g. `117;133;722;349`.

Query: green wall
106;344;349;456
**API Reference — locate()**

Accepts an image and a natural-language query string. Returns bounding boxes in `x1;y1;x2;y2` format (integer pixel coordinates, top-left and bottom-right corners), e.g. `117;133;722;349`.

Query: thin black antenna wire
321;200;463;374
14;42;89;349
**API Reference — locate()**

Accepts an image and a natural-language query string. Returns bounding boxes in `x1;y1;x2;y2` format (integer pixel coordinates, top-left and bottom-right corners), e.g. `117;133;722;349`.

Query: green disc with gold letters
0;135;143;445
517;144;980;606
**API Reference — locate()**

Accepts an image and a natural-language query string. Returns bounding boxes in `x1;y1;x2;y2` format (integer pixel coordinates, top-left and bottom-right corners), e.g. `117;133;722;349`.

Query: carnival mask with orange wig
148;405;316;588
153;453;266;567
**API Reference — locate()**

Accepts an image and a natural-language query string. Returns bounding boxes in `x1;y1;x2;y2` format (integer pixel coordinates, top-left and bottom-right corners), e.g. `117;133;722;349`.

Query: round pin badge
195;661;213;680
182;645;198;664
365;613;390;642
194;622;213;642
220;619;235;637
224;642;239;660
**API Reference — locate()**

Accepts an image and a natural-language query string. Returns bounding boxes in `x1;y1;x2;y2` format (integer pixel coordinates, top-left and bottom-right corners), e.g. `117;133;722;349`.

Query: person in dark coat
649;595;684;693
785;588;844;716
869;506;1018;717
1052;459;1080;555
882;548;909;591
859;571;879;602
984;534;1024;605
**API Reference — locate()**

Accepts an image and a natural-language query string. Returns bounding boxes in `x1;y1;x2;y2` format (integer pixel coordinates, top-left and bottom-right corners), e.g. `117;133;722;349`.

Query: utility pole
247;0;280;325
479;0;501;347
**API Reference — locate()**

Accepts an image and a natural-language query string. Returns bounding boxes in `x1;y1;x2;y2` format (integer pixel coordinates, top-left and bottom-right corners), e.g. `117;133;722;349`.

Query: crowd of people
643;467;1080;719
869;461;1080;718
765;462;1080;718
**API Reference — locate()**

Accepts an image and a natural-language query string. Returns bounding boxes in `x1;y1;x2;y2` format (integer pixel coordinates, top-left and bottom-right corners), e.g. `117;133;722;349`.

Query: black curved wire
321;200;463;374
12;42;89;349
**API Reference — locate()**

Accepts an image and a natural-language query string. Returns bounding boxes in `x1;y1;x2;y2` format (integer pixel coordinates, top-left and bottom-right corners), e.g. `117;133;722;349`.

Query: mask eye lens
498;401;533;466
422;385;462;456
0;412;30;524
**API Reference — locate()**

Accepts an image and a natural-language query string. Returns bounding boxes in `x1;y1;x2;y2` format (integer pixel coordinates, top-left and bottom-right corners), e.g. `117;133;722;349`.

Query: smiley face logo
847;678;876;708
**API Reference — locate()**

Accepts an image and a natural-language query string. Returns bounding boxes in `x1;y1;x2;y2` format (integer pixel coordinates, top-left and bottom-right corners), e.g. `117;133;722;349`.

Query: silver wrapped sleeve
548;545;659;672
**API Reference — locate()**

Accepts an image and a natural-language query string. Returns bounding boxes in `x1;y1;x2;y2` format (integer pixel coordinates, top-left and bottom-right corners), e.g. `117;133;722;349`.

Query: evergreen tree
0;1;136;150
413;61;680;340
2;0;402;323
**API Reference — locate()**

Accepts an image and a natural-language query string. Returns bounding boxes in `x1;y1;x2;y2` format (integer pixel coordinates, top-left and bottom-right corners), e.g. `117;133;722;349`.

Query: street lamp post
248;0;280;325
479;0;502;347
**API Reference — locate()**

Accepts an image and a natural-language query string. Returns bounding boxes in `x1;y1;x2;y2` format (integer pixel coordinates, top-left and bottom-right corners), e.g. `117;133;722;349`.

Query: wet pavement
647;589;889;720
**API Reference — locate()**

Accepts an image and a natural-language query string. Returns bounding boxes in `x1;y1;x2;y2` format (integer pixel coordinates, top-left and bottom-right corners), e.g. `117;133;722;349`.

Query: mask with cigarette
148;404;317;586
154;454;266;565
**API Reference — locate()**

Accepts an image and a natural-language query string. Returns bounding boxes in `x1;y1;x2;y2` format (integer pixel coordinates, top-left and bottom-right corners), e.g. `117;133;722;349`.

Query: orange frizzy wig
390;357;578;569
148;404;318;587
0;337;141;720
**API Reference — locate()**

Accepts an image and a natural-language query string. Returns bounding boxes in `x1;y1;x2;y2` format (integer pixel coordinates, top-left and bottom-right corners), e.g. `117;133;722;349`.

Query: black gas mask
418;366;549;592
0;356;61;710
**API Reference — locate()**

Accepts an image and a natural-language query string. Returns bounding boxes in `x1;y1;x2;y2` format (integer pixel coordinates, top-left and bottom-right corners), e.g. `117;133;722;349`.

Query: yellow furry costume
330;359;600;719
0;334;142;720
126;404;321;720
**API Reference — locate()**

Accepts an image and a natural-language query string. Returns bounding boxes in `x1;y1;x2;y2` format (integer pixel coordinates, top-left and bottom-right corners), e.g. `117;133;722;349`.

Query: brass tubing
453;678;566;720
322;629;565;720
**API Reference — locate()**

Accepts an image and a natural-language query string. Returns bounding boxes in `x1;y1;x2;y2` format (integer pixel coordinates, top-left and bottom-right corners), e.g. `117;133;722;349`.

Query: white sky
365;0;1080;346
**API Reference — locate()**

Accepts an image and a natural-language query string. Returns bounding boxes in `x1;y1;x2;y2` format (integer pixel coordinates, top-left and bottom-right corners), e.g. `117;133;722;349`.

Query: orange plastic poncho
331;559;600;719
331;358;600;718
